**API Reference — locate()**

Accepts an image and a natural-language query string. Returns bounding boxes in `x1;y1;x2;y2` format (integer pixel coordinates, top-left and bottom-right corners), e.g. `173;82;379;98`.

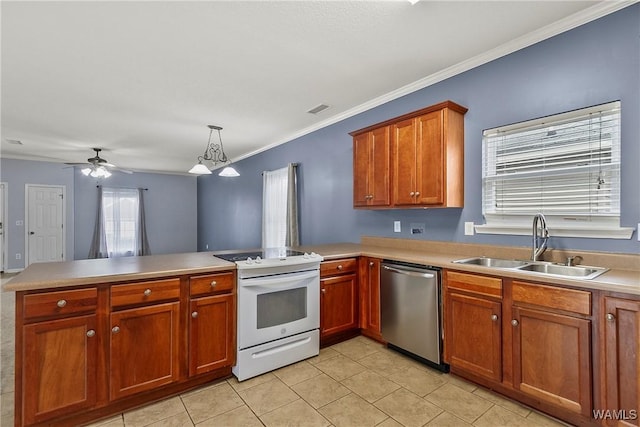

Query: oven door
237;269;319;349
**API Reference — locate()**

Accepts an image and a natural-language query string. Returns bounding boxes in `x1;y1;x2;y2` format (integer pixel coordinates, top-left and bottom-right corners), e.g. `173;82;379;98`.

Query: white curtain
262;164;299;248
89;187;151;258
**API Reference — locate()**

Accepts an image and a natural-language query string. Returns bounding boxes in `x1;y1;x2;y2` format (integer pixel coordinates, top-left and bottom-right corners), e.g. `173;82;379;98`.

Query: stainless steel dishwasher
380;261;447;371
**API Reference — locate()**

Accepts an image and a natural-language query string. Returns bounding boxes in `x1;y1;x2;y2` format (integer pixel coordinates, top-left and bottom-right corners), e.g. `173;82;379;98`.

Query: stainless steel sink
452;257;608;280
516;263;608;280
453;257;529;268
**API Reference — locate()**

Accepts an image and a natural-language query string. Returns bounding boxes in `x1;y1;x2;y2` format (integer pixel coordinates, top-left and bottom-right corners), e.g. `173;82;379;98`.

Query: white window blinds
482;101;621;222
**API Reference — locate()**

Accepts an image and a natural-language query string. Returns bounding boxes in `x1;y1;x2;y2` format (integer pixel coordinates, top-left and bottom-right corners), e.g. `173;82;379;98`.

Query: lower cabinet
22;314;98;426
320;258;359;344
109;302;181;400
444;271;502;383
189;293;235;376
602;296;640;427
359;257;383;341
15;271;236;427
509;281;592;418
444;270;596;425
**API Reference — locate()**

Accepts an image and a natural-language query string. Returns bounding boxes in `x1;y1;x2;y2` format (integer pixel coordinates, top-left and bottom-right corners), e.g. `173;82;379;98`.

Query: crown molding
232;1;638;164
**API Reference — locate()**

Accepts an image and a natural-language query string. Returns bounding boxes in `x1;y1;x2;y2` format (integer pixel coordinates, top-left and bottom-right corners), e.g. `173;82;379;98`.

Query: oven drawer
321;258;357;277
190;272;235;297
111;278;180;308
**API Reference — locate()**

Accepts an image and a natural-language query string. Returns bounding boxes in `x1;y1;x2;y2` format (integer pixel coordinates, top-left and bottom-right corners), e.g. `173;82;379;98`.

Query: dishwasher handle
382;265;435;279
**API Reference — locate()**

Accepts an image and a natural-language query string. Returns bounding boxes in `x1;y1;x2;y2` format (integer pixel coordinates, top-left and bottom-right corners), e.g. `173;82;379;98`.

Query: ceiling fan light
218;166;240;177
102;168;112;178
81;167;92;176
189;162;212;175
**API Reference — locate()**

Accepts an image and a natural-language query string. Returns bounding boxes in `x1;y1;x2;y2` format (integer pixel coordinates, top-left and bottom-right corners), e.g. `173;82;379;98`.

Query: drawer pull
210;280;217;288
86;329;96;338
112;326;120;334
192;311;199;318
606;313;616;322
511;319;519;327
409;192;415;197
143;289;152;297
56;299;67;308
491;314;498;322
337;265;343;270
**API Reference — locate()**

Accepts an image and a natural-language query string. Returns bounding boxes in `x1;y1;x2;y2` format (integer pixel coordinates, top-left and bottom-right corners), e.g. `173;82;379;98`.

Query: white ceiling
1;1;633;175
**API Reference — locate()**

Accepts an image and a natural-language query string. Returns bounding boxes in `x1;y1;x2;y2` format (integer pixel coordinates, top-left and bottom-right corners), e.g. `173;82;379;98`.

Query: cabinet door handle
321;288;326;294
606;313;616;322
511;319;519;327
112;326;120;334
415;191;420;197
369;261;374;267
143;289;152;297
337;265;343;270
192;311;199;319
210;280;217;288
491;314;498;321
86;329;96;338
56;299;67;308
409;192;415;196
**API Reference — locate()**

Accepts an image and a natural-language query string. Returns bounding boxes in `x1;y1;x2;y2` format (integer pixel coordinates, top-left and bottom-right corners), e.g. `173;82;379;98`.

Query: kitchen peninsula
4;237;639;426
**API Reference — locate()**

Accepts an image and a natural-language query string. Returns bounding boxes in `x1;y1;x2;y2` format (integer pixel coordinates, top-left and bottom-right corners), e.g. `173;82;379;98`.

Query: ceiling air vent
307;104;330;115
6;139;23;145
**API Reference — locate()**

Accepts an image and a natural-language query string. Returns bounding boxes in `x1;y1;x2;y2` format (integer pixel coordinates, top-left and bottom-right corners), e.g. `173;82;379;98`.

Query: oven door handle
239;270;318;288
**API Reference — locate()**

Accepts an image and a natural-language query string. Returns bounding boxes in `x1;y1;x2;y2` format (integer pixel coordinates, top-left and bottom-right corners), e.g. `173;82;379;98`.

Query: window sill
475;224;635;239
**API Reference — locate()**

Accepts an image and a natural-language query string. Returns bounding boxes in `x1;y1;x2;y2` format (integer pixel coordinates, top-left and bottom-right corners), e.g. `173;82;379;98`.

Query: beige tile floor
0;273;568;427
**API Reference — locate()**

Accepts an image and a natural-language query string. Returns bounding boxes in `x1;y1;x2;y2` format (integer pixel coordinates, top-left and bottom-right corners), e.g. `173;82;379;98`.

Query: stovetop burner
215;248;306;262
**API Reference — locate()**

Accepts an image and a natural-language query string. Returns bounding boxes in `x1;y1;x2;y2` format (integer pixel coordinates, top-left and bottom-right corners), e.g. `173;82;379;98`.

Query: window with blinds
480;101;628;238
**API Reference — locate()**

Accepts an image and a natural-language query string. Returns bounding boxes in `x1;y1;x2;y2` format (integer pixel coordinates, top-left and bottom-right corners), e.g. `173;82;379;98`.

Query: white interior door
26;185;65;265
0;183;5;272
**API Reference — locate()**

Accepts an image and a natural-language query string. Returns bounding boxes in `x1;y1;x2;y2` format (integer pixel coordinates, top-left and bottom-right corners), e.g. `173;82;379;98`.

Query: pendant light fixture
188;125;240;177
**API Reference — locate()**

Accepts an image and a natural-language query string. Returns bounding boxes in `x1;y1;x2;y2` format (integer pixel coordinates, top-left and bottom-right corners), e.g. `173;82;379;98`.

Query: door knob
112;326;120;334
192;311;199;318
606;313;615;322
491;314;498;321
511;319;519;326
86;329;96;338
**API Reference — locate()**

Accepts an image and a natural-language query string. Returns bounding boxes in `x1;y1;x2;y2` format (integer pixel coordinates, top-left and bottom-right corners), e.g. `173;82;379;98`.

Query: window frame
476;101;633;239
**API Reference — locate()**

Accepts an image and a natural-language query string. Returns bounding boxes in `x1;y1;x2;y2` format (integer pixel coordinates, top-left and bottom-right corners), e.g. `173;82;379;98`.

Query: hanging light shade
189;125;240;176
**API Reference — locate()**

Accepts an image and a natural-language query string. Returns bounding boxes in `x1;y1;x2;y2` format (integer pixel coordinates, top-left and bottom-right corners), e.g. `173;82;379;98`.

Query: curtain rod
96;185;148;190
261;162;298;176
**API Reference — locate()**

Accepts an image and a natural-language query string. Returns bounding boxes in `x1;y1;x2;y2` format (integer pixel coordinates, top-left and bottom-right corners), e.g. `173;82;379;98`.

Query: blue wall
0;158;198;270
0;159;76;270
197;5;640;254
74;168;198;259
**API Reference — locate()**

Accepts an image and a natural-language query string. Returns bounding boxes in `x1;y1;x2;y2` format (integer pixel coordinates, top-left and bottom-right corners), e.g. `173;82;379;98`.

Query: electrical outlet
465;222;475;236
205;244;209;250
15;253;21;260
16;220;23;226
394;221;401;233
410;223;425;234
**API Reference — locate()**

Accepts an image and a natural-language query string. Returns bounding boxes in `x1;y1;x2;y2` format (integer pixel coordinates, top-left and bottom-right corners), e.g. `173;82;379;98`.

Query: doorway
25;185;65;266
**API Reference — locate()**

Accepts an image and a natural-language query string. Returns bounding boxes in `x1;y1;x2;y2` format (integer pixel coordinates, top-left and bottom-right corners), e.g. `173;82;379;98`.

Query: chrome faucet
531;213;549;261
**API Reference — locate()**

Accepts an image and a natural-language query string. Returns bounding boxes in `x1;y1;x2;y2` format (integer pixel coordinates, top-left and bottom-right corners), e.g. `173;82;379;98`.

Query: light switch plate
464;222;475;236
394;221;401;233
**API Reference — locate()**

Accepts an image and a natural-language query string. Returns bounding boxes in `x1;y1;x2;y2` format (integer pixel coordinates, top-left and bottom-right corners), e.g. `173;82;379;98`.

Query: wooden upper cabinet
353;126;391;207
351;100;467;209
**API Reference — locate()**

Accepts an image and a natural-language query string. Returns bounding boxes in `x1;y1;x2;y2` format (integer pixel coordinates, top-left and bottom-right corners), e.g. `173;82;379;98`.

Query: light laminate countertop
4;241;639;296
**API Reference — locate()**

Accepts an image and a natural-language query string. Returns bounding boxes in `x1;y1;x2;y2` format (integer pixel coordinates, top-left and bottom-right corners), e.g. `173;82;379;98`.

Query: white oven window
256;287;307;329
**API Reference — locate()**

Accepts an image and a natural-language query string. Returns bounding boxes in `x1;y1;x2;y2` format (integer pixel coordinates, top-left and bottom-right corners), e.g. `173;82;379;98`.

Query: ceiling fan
66;148;133;177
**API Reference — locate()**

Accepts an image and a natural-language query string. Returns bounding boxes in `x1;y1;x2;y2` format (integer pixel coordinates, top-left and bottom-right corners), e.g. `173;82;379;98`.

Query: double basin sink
452;257;608;280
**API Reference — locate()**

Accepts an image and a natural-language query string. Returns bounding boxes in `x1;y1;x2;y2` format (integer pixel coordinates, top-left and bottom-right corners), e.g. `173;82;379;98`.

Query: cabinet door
415;110;444;205
359;258;382;340
110;302;180;400
447;292;502;382
603;297;640;427
353;132;371;207
369;127;391;206
22;315;98;425
189;294;235;376
321;273;358;338
512;306;591;416
392;118;417;205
